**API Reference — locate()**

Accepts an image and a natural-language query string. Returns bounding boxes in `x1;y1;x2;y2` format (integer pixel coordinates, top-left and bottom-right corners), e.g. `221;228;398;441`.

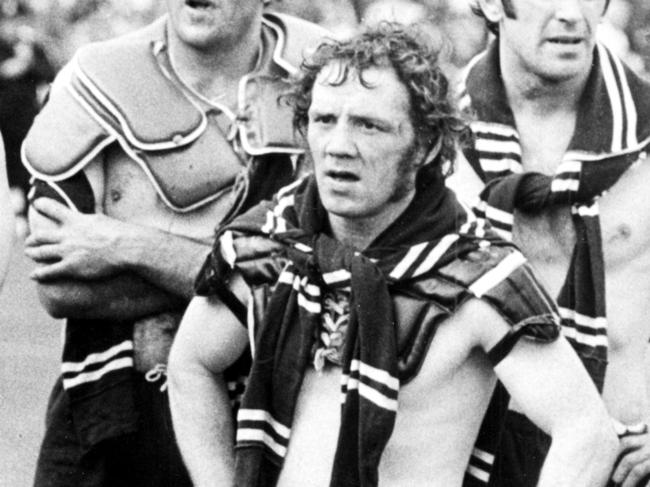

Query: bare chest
278;322;495;487
102;148;238;242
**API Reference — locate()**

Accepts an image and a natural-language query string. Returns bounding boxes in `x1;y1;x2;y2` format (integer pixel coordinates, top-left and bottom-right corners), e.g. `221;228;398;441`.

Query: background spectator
0;2;53;237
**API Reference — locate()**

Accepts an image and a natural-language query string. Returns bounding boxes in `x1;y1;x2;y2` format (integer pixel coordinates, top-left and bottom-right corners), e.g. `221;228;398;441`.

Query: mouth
185;0;214;9
326;169;360;183
546;36;584;45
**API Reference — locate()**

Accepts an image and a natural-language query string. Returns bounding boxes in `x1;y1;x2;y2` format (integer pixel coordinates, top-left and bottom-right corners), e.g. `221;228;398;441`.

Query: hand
25;197;132;281
612;433;650;487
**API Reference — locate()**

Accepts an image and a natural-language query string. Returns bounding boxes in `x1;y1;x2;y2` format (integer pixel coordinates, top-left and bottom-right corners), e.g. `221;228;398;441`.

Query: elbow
586;421;619;461
594;421;619;464
37;284;75;319
37;282;91;319
559;414;619;466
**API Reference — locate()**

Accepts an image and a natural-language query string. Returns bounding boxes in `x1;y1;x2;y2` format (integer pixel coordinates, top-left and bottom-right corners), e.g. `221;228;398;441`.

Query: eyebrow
308;107;396;130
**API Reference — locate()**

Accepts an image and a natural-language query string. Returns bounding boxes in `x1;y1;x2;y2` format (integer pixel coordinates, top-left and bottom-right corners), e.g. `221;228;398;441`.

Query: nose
324;119;356;159
553;0;585;24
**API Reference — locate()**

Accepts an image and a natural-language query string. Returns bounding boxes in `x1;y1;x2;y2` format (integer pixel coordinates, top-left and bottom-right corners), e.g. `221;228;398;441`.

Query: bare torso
509;112;650;425
84;139;242;355
277;308;497;487
101;144;238;243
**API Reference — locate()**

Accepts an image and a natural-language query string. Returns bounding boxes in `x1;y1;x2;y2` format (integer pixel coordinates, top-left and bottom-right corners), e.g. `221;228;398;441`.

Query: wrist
117;222;158;271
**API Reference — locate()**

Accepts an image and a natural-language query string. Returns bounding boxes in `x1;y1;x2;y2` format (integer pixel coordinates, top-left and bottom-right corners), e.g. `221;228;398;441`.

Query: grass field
0;237;60;487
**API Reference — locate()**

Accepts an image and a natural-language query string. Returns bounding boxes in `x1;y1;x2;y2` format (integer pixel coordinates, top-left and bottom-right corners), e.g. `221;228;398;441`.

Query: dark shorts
33;374;191;487
488;411;550;487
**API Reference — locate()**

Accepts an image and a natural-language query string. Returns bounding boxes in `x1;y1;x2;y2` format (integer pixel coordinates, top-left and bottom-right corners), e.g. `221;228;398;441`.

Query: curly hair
470;0;610;35
284;22;469;176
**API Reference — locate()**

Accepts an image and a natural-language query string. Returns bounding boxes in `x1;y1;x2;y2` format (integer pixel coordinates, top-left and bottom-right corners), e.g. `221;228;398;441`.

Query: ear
477;0;505;24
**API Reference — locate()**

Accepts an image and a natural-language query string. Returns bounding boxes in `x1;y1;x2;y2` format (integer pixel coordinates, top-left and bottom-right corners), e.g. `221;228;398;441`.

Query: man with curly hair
167;24;617;487
457;1;650;486
21;1;327;485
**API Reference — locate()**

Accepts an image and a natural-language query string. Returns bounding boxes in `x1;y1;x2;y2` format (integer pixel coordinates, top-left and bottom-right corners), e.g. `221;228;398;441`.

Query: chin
322;199;366;220
179;31;221;50
536;60;589;83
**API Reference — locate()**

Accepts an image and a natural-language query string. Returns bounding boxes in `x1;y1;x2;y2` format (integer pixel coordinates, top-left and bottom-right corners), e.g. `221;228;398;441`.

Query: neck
500;48;591;117
328;195;415;251
167;17;263;101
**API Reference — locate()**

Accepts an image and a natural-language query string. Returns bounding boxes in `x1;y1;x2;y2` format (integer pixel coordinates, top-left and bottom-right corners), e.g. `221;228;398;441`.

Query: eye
311;114;336;125
356;119;380;132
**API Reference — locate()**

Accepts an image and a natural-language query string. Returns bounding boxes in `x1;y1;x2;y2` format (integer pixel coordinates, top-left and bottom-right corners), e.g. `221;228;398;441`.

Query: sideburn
502;0;516;19
388;142;425;204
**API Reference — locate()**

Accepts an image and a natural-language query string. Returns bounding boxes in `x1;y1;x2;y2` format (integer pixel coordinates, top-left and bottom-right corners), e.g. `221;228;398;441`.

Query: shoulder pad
22;17;206;180
195;228;288;298
236;14;329;157
22;63;112;179
436;243;560;338
74;18;205;148
226;230;288;288
263;12;331;74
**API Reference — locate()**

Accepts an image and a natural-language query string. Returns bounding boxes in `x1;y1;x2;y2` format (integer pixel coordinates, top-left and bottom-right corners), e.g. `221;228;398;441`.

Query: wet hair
284;23;469;176
470;0;610;35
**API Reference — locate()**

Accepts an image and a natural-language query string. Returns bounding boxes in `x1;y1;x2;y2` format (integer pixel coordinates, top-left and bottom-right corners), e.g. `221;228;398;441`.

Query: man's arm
35;274;185;320
26;200;188;320
466;299;619;487
26;197;209;300
497;336;618;486
168;274;250;487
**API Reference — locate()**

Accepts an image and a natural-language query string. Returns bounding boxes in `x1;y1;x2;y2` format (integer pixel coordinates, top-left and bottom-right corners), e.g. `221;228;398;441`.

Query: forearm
168;361;236;486
537;419;618;487
117;224;210;300
37;273;185;320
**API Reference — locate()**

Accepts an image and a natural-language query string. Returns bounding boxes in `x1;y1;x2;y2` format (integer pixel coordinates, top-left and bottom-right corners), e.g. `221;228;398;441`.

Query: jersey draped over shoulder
195;173;561;487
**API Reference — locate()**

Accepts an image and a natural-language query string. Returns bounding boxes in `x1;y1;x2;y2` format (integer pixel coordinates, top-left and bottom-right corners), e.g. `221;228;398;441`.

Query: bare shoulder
405;297;511;389
171;272;250;374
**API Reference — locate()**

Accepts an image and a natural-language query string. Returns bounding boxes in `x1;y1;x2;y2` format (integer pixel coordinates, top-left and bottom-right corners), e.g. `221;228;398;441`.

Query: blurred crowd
2;0;650;232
